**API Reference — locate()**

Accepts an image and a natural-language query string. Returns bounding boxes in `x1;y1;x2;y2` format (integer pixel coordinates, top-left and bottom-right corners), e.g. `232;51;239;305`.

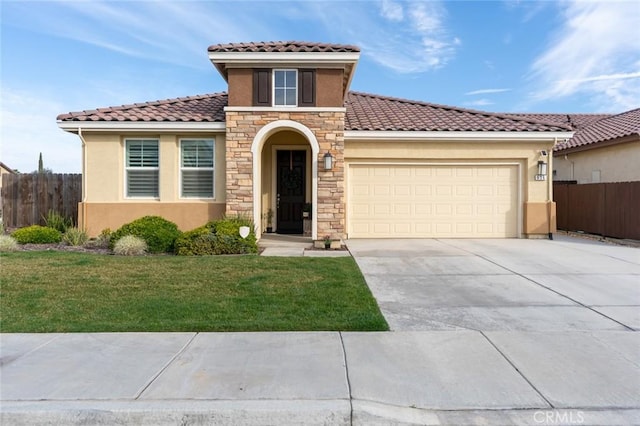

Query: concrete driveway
347;236;640;332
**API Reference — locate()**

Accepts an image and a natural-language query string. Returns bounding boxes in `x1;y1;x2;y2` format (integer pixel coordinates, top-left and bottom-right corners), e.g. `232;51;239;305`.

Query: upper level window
253;69;315;107
181;139;214;198
273;69;297;106
126;139;159;198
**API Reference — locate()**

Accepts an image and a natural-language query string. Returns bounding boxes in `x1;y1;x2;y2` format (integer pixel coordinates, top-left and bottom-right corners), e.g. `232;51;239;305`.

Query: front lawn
0;252;388;332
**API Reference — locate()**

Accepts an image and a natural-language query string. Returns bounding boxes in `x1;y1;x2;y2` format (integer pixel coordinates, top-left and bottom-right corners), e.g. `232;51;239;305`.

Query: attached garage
347;163;520;238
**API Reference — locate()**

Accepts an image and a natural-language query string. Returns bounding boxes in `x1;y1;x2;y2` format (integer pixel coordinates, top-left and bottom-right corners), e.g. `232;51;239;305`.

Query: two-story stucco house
57;41;574;241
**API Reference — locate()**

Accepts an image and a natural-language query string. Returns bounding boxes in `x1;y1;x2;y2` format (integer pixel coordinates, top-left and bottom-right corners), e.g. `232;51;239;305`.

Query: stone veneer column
225;110;346;239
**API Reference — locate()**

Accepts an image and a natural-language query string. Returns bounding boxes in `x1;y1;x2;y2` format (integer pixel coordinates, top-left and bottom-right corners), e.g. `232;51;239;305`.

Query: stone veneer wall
225;110;346;239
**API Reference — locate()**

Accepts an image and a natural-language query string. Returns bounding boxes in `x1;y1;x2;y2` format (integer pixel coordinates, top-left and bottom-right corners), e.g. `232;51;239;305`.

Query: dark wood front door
277;150;306;234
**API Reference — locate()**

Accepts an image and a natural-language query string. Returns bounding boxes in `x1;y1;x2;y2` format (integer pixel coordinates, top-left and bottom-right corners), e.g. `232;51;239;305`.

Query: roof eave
345;130;574;142
57;121;227;133
208;51;361;86
553;133;640;155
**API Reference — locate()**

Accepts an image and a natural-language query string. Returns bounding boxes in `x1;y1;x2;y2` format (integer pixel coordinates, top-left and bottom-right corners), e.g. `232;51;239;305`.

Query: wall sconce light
323;152;333;171
535;160;548;181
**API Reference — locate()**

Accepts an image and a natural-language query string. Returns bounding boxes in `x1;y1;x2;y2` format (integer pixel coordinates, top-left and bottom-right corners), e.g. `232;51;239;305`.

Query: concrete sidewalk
2;331;639;425
258;233;350;257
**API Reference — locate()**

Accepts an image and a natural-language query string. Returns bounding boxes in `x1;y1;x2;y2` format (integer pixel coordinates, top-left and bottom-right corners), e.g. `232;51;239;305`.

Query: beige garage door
348;164;519;238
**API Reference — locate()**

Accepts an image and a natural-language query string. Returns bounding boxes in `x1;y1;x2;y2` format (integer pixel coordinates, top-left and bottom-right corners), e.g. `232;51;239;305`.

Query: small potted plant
265;209;274;233
323;235;331;250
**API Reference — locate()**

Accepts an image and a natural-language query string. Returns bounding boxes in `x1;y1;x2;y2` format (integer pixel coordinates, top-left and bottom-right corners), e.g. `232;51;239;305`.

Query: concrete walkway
259;233;350;257
2;236;639;425
3;331;639;425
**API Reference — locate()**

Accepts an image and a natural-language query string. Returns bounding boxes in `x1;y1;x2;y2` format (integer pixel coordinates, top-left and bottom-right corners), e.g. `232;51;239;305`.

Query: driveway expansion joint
135;332;199;400
338;331;354;426
479;331;554;409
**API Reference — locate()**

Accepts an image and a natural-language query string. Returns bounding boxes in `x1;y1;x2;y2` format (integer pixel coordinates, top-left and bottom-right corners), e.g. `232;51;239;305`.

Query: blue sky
1;0;639;173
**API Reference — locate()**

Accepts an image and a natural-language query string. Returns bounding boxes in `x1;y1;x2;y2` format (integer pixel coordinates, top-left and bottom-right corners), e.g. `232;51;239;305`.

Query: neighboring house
0;161;17;218
57;41;574;240
552;108;640;184
0;161;16;178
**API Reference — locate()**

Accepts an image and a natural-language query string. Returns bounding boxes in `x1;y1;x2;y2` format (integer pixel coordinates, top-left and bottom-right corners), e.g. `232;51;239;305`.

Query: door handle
276;193;280;210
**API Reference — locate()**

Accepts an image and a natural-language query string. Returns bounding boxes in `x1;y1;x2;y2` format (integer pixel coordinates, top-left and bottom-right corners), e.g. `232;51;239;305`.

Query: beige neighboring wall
79;132;226;236
345;139;556;237
553;140;640;183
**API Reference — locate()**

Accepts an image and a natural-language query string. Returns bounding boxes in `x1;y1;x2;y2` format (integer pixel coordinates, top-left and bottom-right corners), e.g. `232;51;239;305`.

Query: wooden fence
554;181;640;240
1;174;82;229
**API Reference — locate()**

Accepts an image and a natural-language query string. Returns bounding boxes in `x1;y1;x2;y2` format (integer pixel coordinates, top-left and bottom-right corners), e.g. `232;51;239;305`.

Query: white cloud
528;1;640;111
306;1;459;73
558;71;640;84
381;0;404;22
465;88;511;96
0;88;80;173
4;1;275;69
464;99;494;107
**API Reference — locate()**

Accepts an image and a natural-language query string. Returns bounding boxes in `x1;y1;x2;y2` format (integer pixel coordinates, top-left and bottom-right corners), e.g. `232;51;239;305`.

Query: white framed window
181;139;214;198
273;69;297;107
125;139;159;198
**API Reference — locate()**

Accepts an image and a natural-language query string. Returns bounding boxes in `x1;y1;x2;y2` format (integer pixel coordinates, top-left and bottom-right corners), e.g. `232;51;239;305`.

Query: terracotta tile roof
56;93;227;122
504;113;611;130
58;91;571;132
554;108;640;152
208;41;360;53
345;92;572;132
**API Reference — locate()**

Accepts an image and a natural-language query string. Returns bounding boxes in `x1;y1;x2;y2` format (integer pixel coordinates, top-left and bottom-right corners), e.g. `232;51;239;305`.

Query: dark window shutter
298;69;315;107
253;69;271;106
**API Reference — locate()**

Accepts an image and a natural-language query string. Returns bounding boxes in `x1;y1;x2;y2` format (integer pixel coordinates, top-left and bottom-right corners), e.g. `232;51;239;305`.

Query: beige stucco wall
80;132;227;236
553;140;640;183
345;139;556;237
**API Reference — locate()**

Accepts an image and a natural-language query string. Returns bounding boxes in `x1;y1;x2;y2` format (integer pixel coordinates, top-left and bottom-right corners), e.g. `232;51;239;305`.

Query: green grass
0;252;388;332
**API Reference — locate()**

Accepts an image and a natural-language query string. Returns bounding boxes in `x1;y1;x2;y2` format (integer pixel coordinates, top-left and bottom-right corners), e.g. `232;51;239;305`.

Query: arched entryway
251;120;319;240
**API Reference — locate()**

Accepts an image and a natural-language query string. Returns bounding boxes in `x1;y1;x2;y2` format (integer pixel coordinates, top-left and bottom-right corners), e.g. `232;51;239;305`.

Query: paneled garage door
348;164;519;238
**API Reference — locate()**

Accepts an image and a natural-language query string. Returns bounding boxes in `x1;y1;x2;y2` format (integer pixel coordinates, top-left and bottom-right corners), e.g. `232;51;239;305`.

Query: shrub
0;235;18;252
213;216;258;254
92;228;112;248
113;235;147;256
62;227;89;246
175;216;258;256
12;225;62;244
174;223;217;256
110;216;181;254
44;210;73;233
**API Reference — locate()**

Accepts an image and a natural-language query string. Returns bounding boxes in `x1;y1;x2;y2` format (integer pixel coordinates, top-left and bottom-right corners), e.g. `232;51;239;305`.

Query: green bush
113;235;147;256
0;235;18;252
62;227;89;246
44;210;73;233
174;222;217;256
110;216;181;254
12;225;62;244
175;216;258;256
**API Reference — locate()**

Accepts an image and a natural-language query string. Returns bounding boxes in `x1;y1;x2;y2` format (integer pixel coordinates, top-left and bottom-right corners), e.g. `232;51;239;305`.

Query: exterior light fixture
323;152;333;171
535;160;548;181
